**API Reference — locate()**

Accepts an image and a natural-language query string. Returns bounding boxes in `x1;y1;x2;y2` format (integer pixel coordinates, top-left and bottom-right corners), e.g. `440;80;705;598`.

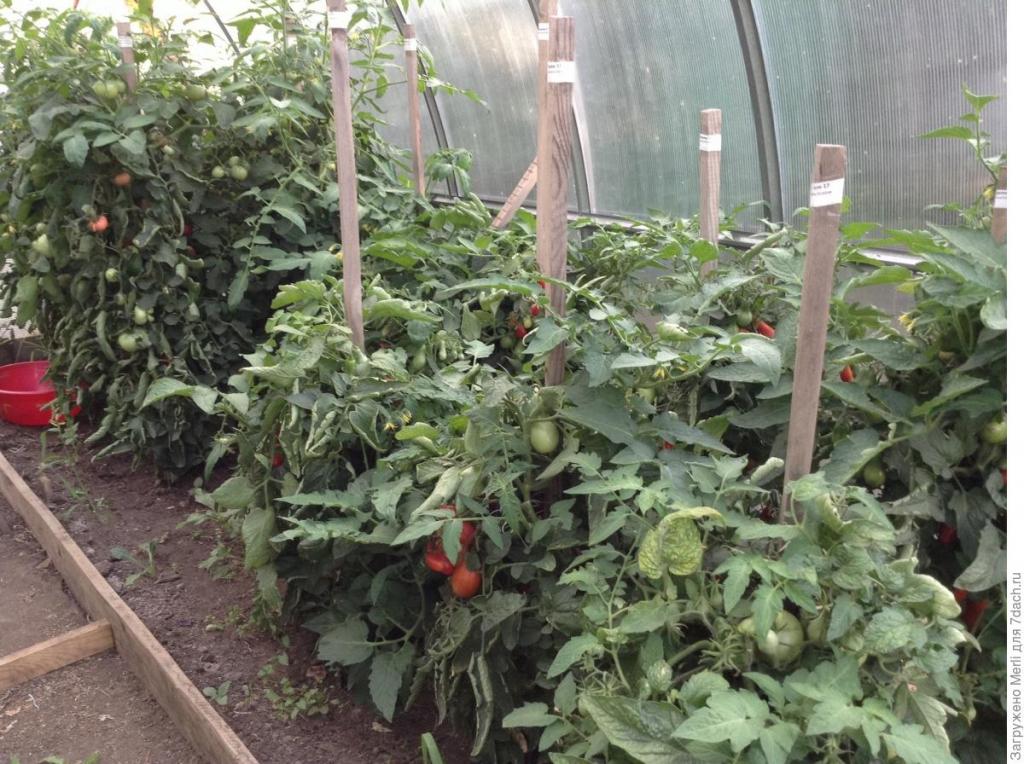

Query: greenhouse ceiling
18;0;1007;231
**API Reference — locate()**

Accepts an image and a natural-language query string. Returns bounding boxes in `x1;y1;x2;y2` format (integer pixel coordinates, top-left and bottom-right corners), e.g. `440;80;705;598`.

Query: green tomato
655;321;688;342
185;84;208;101
187;303;201;320
982;418;1007;445
634;387;656;404
735;308;754;327
104;267;120;283
805;611;829;646
499;334;515;350
645;660;673;695
31;233;51;257
862;461;886;489
114;292;125;306
529;420;560;455
117;332;140;353
410;348;427;373
175;263;188;279
227;155;242;166
229;164;249;181
211;166;226;179
133;306;150;325
449;415;469;435
756;611;805;668
162;145;176;157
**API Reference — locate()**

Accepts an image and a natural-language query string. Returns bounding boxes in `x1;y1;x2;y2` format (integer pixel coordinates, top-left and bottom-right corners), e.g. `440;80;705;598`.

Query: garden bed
0;418;471;764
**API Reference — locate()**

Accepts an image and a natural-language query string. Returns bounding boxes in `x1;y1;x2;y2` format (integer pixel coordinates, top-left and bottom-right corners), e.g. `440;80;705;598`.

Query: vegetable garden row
0;2;1008;762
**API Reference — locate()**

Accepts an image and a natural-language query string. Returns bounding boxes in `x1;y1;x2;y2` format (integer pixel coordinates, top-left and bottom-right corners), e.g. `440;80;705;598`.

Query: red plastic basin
0;360;78;427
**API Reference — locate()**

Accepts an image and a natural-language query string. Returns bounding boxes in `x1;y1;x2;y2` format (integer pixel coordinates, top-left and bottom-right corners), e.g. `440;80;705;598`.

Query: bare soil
0;500;198;763
0;419;472;764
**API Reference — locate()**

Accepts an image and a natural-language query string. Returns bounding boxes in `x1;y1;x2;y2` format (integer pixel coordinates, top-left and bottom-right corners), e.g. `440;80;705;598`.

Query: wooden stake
0;451;258;763
116;22;137;93
781;144;847;520
0;621;114;692
698;109;722;276
327;0;365;351
403;25;425;196
538;16;574;387
491;0;556;230
992;166;1006;244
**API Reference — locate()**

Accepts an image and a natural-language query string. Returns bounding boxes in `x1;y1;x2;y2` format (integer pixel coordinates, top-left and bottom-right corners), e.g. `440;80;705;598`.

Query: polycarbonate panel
405;0;559;201
369;41;441;180
753;0;1006;230
560;0;763;222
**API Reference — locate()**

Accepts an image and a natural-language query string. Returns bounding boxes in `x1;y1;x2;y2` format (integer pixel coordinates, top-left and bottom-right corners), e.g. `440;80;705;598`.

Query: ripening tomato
88;215;109;233
113;172;132;187
450;560;482;598
840;365;855;383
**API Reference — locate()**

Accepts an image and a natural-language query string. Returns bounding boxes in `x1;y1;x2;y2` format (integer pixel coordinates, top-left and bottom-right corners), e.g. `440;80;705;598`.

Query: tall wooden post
404;25;425;196
326;0;365;350
490;0;557;230
538;16;574;387
116;22;137;92
698;109;722;276
993;166;1006;244
781;144;847;521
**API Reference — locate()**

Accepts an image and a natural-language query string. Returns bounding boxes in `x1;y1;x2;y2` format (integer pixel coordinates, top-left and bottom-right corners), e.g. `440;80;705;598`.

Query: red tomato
662;441;675;451
962;599;990;631
450;560;482;598
537;279;546;289
182;223;193;237
840;365;855;383
424;538;455;576
1002;468;1007;487
755;320;775;338
937;523;958;545
530;304;541;317
514;324;528;340
953;587;968;605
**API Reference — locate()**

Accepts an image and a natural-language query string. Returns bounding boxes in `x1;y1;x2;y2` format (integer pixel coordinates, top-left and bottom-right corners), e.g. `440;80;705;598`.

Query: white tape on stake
327;10;354;30
118;35;133;48
809;178;845;207
404;38;418;52
995;189;1007;209
547;60;576;84
537;22;549;41
699;133;722;153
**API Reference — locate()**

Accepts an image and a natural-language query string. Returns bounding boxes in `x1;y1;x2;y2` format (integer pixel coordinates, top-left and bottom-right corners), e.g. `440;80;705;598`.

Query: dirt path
0;498;199;763
0;419;471;764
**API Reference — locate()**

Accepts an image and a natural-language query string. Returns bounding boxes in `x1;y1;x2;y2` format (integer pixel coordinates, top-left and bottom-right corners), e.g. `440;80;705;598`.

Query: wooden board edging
0;621;114;691
0;449;258;764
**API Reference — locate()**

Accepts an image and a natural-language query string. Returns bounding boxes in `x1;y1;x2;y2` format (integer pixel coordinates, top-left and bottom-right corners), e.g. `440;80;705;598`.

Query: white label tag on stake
118;35;133;48
809;178;845;207
699;133;721;152
547;60;576;84
327;10;354;30
404;38;418;52
995;189;1007;209
537;23;549;41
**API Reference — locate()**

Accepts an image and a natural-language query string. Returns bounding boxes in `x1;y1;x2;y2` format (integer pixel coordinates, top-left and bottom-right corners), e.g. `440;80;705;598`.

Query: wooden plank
404;24;425;196
0;450;257;764
327;0;365;351
992;166;1006;244
0;621;114;692
537;16;574;387
698;108;722;277
116;22;137;93
490;158;538;230
781;144;847;521
491;0;556;230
